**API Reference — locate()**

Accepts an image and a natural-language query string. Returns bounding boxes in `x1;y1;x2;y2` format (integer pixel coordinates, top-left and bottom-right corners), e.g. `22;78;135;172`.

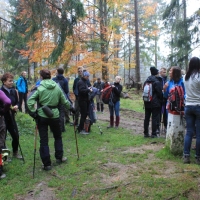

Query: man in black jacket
77;71;92;134
143;67;163;138
52;68;69;132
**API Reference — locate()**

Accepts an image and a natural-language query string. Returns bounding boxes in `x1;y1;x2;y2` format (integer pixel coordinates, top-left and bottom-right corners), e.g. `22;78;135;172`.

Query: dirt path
96;107;158;136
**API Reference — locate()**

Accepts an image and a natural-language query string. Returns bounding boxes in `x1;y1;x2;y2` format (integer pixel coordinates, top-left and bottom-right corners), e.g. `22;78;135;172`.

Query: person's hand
111;85;115;88
11;105;18;111
70;107;76;114
163;82;168;92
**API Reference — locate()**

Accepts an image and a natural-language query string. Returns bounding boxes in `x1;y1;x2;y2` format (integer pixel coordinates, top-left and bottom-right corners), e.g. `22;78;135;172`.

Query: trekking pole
33;122;38;178
72;114;79;160
9;110;25;163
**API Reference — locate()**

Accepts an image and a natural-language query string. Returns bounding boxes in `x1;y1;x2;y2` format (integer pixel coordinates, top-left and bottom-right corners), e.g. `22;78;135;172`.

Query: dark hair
40;69;51;79
57;67;64;74
171;66;181;82
1;72;14;83
185;57;200;81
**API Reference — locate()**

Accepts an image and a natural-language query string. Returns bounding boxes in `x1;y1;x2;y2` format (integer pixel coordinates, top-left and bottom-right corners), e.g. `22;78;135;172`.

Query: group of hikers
143;56;200;165
0;56;200;179
0;66;123;178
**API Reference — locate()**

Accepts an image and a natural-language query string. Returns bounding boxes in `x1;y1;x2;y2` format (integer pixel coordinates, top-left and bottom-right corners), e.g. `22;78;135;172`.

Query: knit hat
150;67;158;75
83;71;90;77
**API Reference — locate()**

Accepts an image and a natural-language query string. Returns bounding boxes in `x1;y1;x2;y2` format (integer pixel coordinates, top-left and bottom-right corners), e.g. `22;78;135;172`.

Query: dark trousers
0;116;6;150
144;107;160;136
5;114;19;153
160;101;167;128
58;105;65;132
38;117;63;166
18;92;28;112
78;100;89;132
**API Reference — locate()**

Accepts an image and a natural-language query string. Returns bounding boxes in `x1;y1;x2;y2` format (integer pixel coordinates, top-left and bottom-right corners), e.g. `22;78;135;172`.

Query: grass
1;110;200;199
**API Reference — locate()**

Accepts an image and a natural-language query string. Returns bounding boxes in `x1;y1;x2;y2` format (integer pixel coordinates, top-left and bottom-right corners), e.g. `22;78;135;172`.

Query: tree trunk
134;0;140;83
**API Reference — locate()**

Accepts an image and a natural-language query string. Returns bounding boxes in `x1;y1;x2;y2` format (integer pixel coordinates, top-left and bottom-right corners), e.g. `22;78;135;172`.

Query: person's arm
59;89;71;110
0;90;11;113
112;85;122;96
78;82;90;95
27;90;39;113
64;79;69;95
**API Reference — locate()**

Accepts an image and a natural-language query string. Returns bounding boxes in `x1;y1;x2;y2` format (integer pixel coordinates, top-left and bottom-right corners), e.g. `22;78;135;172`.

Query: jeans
38;117;63;166
109;101;120;117
184;105;200;157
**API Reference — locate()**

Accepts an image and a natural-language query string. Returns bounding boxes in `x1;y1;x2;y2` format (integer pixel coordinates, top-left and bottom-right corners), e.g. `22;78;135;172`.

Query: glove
70;107;76;114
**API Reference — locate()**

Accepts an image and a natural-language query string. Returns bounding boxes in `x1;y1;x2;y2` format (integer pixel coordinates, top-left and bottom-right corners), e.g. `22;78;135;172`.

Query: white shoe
79;130;89;135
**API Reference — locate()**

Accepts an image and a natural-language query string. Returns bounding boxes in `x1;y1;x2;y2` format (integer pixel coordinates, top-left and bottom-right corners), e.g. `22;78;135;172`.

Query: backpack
167;85;184;112
102;86;113;104
142;82;153;102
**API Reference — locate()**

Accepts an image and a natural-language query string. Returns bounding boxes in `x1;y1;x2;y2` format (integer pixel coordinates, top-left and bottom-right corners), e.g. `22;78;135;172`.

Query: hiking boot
196;157;200;165
115;126;119;129
151;135;158;138
56;157;67;164
107;125;113;129
43;165;52;171
0;166;6;179
13;152;23;159
79;130;89;135
144;134;150;138
183;156;190;164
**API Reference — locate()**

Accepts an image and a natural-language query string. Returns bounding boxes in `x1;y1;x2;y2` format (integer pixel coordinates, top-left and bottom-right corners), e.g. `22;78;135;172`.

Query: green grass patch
1;113;200;199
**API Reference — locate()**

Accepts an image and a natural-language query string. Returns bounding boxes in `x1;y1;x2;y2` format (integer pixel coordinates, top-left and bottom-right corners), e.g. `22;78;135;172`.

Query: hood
40;79;57;89
56;74;65;80
146;75;160;83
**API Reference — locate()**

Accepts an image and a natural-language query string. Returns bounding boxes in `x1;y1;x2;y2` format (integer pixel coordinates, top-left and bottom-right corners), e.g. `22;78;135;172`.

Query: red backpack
102;86;113;104
167;85;184;112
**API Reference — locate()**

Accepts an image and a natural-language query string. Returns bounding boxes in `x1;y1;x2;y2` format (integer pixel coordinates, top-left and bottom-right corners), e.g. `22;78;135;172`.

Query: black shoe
144;134;150;138
151;135;158;138
43;165;52;171
56;157;67;164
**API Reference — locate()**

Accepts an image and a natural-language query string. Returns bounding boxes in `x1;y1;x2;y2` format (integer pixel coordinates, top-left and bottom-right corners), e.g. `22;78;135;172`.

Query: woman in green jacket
27;69;72;171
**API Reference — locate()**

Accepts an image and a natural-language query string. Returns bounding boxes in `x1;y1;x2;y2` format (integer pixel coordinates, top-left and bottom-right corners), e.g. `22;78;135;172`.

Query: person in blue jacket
16;71;28;113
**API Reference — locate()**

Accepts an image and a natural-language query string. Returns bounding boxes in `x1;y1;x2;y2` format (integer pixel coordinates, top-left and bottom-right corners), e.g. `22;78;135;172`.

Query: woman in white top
183;57;200;164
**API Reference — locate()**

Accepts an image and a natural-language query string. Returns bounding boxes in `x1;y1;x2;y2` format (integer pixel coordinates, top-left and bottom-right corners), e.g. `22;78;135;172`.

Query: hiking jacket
73;76;91;97
52;74;69;95
77;77;91;102
112;82;122;103
164;78;185;99
1;86;19;118
16;76;28;93
93;81;105;91
143;75;162;108
27;79;70;118
0;90;11;115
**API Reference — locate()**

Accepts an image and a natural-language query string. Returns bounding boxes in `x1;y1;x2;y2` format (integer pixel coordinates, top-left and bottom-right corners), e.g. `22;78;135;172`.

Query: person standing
73;67;84;126
159;67;168;133
52;67;70;132
77;71;92;134
1;73;22;159
27;69;72;171
107;76;123;129
17;71;28;113
0;90;11;179
93;78;105;113
183;57;200;164
143;67;163;138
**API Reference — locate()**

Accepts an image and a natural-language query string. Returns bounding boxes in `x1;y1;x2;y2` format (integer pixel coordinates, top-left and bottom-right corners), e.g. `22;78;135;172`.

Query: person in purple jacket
0;90;11;179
